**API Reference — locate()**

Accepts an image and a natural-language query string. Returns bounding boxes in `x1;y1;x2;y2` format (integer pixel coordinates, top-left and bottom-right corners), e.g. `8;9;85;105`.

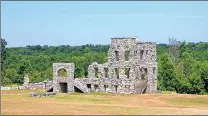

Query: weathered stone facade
87;37;157;94
50;37;157;94
52;63;75;93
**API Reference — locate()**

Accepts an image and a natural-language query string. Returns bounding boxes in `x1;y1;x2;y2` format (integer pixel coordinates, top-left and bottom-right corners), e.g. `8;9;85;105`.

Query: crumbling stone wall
9;37;157;94
21;75;53;90
53;63;75;93
87;37;157;94
48;37;157;94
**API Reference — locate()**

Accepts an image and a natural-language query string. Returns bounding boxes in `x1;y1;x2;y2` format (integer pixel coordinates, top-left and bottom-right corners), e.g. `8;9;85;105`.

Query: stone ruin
47;37;158;94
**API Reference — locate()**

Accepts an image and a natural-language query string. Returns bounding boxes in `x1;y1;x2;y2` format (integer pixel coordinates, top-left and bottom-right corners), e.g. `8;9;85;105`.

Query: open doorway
59;83;68;93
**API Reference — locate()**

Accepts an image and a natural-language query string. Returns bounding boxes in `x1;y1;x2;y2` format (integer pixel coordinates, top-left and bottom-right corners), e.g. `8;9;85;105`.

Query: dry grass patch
1;90;208;115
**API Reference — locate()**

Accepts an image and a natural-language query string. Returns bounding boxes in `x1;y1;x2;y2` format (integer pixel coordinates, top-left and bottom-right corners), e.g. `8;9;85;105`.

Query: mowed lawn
1;90;208;115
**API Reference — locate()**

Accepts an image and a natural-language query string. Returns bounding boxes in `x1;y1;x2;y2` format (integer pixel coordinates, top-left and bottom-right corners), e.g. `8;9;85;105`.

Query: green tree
176;53;205;94
4;68;21;84
179;41;186;58
158;53;177;91
1;38;7;85
84;47;91;53
18;59;33;75
200;61;208;92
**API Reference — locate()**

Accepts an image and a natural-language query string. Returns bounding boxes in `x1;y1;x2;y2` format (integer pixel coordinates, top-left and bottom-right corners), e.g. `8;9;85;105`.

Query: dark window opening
144;68;148;74
87;84;91;89
74;86;84;93
125;68;130;79
59;83;67;93
104;68;109;78
58;68;68;78
115;51;119;61
140;50;144;60
115;68;119;79
104;85;108;92
87;84;91;91
114;85;118;92
94;84;99;90
125;51;130;61
94;67;98;78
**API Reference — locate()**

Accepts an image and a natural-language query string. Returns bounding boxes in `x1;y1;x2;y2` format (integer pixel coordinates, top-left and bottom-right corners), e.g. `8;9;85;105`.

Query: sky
1;1;208;47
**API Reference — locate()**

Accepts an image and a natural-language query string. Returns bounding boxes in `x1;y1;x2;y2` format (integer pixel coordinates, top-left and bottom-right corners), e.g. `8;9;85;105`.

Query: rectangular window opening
144;68;148;74
87;84;91;89
115;51;119;61
125;68;130;79
104;85;108;92
140;50;144;60
104;68;109;78
125;51;130;61
115;68;119;79
94;67;98;78
114;85;118;92
87;84;91;91
94;84;99;90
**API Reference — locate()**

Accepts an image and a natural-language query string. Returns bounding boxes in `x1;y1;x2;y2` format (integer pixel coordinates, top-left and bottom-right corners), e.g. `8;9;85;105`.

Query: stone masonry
52;63;75;93
50;37;157;94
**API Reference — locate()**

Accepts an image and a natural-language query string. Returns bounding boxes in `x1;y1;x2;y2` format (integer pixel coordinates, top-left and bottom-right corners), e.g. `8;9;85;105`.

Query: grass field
1;90;208;115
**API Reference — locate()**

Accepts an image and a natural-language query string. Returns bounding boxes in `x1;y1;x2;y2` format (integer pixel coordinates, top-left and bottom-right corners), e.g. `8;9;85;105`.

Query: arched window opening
58;68;68;77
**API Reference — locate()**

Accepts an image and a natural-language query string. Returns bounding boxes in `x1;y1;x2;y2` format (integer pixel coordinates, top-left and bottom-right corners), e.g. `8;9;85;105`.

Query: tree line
1;38;208;94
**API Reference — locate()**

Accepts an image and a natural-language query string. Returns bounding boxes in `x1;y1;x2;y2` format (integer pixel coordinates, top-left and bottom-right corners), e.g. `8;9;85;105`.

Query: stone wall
26;81;53;90
53;63;75;93
21;75;53;90
1;77;53;91
22;36;157;94
87;37;157;94
2;37;157;94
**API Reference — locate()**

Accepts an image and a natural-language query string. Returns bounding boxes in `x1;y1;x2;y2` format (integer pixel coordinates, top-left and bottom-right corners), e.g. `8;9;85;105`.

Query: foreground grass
1;90;208;115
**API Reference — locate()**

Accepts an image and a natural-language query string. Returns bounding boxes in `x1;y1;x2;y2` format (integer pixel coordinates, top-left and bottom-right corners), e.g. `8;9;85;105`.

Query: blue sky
2;1;208;47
